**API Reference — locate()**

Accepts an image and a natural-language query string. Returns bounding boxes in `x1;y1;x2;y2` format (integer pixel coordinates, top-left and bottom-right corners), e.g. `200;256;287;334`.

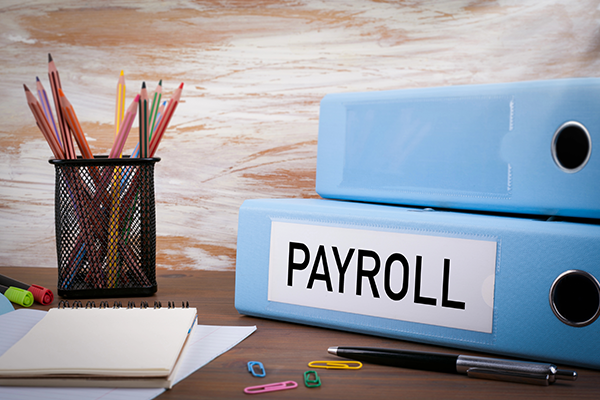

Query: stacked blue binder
235;79;600;369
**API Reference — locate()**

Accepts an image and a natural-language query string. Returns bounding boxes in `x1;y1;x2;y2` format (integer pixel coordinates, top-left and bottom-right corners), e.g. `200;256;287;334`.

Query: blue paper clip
304;370;321;388
247;361;266;377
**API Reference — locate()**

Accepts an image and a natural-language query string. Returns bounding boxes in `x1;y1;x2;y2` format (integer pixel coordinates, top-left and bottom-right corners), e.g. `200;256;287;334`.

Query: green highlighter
0;284;34;307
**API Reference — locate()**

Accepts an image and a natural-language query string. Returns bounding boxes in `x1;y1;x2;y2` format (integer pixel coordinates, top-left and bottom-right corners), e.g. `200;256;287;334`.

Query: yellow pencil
107;170;120;288
115;70;126;138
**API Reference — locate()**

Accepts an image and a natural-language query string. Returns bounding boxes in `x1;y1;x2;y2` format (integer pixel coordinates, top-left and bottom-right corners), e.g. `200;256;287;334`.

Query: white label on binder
268;221;497;333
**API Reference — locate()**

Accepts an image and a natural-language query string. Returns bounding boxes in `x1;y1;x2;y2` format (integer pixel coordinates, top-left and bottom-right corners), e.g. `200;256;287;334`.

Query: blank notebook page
0;308;197;377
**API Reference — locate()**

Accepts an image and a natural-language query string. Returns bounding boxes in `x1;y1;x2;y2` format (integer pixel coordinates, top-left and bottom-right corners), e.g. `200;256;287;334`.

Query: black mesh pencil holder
50;156;160;298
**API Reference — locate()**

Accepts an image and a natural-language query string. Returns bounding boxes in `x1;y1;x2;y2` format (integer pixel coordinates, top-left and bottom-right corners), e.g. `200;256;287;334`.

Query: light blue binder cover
235;198;600;369
316;78;600;219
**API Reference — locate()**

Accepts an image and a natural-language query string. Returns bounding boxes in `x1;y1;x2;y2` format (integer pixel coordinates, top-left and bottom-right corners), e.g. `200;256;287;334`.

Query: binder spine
316;78;600;218
235;198;600;369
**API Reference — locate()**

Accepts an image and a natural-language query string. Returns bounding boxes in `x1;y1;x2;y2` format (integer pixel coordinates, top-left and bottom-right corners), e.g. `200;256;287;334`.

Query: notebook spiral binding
57;300;190;309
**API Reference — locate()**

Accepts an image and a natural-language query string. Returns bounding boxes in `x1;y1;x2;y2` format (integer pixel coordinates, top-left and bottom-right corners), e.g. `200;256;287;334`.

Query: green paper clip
3;286;34;307
304;370;321;388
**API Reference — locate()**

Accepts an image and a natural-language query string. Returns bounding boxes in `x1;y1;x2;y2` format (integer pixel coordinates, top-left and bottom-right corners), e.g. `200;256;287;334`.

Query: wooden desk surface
1;266;599;399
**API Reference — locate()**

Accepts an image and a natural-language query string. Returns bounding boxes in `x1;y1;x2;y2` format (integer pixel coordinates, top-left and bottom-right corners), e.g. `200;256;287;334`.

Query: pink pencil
148;83;183;157
109;95;139;158
23;85;65;159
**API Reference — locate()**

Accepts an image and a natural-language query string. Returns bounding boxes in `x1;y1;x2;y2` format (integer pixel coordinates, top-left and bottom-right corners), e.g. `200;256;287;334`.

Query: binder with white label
316;78;600;219
235;198;600;369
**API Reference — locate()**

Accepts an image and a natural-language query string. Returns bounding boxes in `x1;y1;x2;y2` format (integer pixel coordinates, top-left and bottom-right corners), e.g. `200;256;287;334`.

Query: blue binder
235;198;600;369
316;78;600;219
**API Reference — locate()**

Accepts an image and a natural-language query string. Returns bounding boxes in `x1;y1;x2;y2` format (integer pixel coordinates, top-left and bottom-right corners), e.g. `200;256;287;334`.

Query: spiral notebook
0;304;198;388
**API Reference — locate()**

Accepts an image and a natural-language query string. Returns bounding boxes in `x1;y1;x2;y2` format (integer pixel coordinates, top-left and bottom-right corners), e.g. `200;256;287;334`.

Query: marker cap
27;284;54;305
4;287;34;307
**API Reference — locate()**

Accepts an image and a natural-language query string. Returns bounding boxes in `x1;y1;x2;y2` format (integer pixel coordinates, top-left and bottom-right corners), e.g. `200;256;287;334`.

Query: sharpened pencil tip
159;79;162;85
48;53;53;62
58;88;65;96
120;70;124;76
36;76;40;82
142;82;146;89
23;84;30;91
179;82;184;89
134;94;140;102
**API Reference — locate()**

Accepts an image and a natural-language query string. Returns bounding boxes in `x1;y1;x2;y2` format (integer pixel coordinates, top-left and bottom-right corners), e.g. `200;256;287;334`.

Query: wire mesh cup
50;156;160;298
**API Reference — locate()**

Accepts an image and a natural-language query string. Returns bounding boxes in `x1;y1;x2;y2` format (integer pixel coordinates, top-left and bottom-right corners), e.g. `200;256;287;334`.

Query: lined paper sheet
0;309;256;400
0;308;199;378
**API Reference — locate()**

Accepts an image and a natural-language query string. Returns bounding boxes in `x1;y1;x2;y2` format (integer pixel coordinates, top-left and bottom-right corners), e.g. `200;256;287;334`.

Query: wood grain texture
1;267;599;399
1;1;599;270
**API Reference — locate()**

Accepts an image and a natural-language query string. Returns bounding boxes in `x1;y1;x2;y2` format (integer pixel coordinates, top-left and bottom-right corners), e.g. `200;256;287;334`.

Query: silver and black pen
328;346;577;386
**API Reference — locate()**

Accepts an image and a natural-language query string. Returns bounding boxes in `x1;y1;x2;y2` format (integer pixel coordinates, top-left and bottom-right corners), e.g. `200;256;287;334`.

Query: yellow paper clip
308;360;363;370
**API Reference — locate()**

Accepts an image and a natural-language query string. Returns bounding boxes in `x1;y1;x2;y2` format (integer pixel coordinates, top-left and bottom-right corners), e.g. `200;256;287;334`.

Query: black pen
328;346;577;386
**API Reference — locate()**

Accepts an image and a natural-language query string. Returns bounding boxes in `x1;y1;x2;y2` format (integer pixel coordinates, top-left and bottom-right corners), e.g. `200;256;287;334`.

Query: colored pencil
130;142;140;159
110;72;128;284
154;101;167;134
130;99;166;158
148;80;162;140
107;170;120;288
23;84;65;160
48;53;76;159
59;88;94;159
35;76;62;148
148;83;183;157
110;95;139;158
115;70;126;138
139;82;150;158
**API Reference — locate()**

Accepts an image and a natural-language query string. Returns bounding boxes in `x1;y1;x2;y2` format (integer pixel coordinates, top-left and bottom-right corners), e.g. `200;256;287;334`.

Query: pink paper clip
243;380;298;394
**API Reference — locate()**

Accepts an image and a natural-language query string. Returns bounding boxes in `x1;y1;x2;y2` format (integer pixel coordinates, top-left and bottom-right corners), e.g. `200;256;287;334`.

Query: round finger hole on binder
550;269;600;327
552;121;592;173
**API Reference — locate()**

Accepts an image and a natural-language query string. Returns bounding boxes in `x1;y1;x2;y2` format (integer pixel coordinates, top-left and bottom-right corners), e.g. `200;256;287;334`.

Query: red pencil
59;88;94;159
23;84;65;160
148;83;183;157
48;54;76;159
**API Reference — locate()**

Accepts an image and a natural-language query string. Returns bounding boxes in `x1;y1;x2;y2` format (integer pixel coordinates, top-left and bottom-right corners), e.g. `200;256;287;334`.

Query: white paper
0;309;256;400
0;308;198;376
